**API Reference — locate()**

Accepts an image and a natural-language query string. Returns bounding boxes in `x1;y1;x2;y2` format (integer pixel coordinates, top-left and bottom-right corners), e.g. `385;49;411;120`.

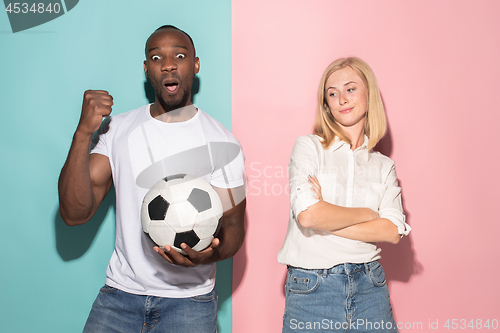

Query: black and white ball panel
141;174;223;254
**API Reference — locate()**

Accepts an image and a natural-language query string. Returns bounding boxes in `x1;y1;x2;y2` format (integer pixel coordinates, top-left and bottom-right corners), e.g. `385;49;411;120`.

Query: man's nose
161;58;177;72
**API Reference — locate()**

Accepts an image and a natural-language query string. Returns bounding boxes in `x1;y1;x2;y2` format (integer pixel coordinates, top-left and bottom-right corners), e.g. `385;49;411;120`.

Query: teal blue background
0;1;233;332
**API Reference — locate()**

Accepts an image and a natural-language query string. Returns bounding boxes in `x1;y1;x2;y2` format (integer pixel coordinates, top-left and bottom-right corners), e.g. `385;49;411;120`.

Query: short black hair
145;25;196;56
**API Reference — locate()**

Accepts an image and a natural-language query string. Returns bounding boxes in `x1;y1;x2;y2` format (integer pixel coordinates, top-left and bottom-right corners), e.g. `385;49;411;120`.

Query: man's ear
194;57;200;74
143;60;149;78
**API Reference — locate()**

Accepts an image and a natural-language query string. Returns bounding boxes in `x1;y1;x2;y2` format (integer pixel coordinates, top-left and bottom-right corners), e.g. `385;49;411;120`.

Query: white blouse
277;135;411;269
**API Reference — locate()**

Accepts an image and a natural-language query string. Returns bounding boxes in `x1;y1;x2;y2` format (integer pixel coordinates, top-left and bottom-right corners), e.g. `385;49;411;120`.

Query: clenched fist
76;90;114;136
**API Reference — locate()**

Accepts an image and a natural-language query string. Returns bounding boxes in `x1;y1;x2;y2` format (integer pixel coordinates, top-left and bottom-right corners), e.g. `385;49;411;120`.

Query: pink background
232;0;500;332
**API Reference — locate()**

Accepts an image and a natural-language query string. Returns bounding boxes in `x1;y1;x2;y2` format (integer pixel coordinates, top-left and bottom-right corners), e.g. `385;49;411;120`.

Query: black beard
155;88;190;113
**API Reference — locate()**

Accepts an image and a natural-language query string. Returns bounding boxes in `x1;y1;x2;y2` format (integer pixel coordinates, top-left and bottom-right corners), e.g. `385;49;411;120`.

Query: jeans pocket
99;285;117;293
286;268;321;294
367;262;387;287
191;288;217;303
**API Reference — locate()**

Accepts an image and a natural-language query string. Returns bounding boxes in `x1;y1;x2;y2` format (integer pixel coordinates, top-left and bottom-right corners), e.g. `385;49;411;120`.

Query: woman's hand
308;176;323;201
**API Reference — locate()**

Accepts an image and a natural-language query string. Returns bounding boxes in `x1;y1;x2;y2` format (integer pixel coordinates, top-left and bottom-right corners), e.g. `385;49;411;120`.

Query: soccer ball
141;174;223;254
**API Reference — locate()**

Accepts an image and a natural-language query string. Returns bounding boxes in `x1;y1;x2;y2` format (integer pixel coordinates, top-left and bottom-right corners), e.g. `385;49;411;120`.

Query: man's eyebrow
147;46;160;54
147;45;188;54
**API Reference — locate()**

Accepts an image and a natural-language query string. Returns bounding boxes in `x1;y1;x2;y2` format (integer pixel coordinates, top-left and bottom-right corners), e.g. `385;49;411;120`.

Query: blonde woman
278;57;411;332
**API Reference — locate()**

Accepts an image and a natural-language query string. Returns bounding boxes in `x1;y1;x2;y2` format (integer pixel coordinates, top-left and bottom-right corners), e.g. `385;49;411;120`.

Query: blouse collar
329;134;369;152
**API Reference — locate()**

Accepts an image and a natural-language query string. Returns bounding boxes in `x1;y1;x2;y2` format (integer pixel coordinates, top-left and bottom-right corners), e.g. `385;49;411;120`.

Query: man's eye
176;54;186;59
151;55;161;61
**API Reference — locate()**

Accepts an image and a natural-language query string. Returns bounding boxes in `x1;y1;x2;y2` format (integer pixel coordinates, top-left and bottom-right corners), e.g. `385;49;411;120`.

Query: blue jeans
83;285;217;333
282;261;398;333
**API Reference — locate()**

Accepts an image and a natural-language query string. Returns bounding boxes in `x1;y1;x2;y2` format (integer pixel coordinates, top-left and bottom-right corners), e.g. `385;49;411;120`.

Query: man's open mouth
164;82;179;93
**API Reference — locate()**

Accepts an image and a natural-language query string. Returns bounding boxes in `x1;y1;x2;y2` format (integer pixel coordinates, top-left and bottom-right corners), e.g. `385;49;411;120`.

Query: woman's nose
339;94;348;105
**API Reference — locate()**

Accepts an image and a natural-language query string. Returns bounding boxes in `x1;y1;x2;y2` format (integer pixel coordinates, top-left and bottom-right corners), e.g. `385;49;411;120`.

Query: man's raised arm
58;90;114;226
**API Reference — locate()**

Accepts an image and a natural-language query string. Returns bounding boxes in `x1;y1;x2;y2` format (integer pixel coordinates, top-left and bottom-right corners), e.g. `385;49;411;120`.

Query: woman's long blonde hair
313;57;387;150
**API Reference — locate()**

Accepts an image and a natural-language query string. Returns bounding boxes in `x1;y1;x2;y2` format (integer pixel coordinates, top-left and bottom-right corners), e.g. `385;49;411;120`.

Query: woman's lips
339;107;353;114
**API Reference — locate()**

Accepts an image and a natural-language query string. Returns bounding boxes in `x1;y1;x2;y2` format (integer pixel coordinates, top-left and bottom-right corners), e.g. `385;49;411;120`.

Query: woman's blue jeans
83;285;217;333
282;261;398;332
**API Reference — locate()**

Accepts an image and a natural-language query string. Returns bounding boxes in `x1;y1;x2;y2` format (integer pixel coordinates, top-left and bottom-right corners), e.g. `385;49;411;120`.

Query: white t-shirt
91;104;245;298
277;135;410;269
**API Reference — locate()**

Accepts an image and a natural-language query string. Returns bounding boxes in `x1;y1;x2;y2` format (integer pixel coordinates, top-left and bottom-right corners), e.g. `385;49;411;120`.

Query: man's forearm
214;199;246;261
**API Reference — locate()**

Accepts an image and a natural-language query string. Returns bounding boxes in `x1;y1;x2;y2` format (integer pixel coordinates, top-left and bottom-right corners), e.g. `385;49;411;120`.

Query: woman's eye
176;54;186;59
151;55;161;61
329;93;337;97
347;88;355;92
